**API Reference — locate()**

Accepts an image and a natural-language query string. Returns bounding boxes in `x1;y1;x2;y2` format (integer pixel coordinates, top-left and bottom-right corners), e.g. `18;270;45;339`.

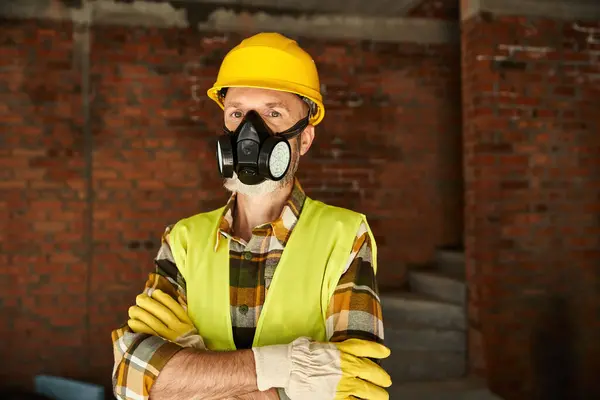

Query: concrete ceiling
164;0;426;17
141;0;598;19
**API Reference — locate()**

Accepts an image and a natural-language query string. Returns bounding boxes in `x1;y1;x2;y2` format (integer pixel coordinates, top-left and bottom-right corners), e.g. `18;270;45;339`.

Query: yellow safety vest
169;197;377;350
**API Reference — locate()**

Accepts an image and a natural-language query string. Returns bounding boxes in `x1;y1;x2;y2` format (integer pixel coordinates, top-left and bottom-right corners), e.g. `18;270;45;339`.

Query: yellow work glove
127;289;206;350
252;337;392;400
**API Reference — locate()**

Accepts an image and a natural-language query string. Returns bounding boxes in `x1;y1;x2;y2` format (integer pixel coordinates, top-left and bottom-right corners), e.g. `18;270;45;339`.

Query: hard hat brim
207;79;325;126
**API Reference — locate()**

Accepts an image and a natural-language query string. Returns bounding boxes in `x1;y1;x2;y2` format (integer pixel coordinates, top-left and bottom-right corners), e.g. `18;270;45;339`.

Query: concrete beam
0;0;459;44
0;0;189;27
462;0;600;22
178;0;422;18
196;9;459;44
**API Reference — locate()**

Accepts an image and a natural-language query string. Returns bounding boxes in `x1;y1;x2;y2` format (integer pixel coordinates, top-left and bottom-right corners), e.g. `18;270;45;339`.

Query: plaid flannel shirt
111;179;384;400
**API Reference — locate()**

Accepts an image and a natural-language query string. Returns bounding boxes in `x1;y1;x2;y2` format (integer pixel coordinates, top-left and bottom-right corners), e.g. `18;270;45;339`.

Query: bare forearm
151;348;260;400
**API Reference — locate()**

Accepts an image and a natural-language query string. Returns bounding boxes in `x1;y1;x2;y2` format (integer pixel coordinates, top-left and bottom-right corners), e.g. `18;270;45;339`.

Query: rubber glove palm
253;337;392;400
127;289;206;349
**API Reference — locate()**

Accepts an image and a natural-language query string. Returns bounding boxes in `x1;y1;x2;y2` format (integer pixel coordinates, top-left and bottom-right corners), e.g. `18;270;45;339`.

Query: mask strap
279;115;310;141
222;115;310;138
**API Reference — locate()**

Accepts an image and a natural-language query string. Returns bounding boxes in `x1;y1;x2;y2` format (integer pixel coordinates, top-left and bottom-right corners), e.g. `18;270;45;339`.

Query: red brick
463;13;600;399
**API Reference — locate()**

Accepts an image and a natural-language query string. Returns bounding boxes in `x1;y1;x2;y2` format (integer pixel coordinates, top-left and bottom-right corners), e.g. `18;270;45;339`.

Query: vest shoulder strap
301;197;377;274
169;206;226;278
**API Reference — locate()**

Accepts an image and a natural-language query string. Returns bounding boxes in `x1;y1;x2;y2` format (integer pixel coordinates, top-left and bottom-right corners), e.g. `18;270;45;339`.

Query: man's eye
231;111;243;118
269;111;281;118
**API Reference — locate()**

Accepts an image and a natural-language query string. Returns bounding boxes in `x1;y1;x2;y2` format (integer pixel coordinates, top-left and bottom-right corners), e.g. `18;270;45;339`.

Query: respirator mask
216;110;309;185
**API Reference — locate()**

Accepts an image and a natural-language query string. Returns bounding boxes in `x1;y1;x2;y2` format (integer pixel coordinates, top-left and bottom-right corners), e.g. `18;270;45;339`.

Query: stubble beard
223;149;300;197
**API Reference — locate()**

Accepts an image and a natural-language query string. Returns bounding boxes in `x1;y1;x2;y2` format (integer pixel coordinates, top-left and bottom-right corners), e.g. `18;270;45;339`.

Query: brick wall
0;19;462;388
462;14;600;399
0;19;89;385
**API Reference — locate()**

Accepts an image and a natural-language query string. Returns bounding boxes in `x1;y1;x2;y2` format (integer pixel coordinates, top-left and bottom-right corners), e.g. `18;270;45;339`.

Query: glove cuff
175;331;206;350
252;343;292;391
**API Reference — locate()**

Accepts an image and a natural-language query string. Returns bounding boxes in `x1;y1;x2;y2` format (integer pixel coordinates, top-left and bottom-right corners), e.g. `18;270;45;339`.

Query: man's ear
299;125;315;156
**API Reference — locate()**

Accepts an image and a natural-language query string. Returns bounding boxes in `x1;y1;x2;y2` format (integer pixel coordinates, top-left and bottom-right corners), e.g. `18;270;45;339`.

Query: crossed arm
111;224;383;400
151;348;276;400
112;271;280;400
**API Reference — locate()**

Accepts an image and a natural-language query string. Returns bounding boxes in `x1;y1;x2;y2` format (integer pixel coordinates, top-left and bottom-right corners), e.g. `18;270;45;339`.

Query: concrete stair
408;270;466;306
381;248;501;399
434;248;466;277
381;292;466;331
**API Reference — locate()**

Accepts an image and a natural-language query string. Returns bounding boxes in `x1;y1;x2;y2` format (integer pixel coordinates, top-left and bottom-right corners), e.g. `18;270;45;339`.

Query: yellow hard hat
207;32;325;126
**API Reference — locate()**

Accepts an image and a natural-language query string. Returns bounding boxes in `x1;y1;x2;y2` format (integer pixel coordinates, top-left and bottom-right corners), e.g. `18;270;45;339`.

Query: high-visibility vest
169;197;377;350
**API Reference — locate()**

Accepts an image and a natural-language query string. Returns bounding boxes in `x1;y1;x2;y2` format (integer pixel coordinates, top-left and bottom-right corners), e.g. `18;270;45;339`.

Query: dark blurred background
0;0;599;399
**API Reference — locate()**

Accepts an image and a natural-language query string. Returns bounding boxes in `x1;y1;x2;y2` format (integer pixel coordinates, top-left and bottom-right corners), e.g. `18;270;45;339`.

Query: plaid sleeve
325;222;384;344
111;226;186;400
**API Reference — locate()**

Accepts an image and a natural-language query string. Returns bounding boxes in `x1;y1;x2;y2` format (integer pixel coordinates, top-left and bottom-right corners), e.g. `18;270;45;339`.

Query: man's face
222;87;314;197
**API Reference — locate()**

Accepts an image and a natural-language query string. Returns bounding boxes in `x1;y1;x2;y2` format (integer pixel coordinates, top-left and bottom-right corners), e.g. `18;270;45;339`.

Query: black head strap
223;115;310;138
279;115;310;140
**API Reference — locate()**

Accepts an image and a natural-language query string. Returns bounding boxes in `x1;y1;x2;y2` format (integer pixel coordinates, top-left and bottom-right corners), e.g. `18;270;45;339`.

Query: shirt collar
214;178;306;251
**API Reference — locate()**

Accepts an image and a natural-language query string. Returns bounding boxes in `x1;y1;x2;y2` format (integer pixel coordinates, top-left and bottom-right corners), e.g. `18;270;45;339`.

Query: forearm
151;348;260;400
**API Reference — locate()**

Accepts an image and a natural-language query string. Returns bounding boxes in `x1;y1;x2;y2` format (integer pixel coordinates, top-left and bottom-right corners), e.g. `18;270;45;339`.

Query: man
111;32;391;400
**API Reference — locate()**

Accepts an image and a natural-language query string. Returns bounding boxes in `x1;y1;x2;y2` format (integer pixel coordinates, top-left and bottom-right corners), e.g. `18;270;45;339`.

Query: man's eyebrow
265;102;291;112
224;101;291;112
224;101;243;109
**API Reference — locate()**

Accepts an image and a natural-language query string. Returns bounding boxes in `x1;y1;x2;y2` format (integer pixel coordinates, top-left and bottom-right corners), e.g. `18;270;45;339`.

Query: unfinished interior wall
462;1;600;397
